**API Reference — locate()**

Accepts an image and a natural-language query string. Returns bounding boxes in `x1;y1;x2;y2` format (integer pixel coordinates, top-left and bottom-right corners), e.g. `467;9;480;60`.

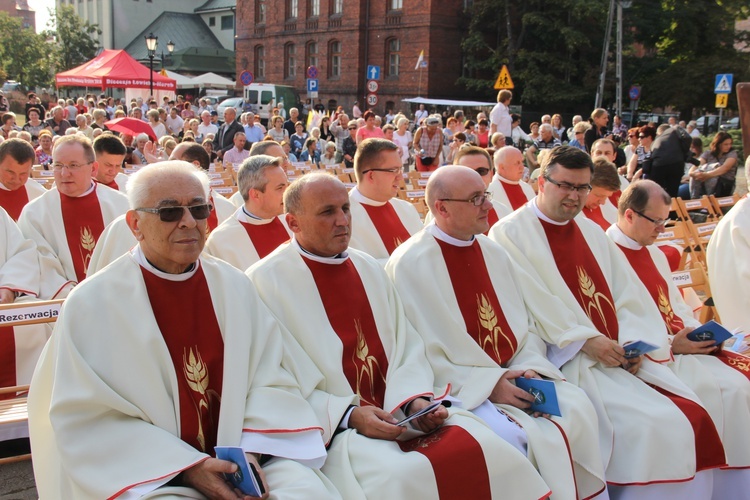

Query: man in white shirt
165;107;184;137
197;110;218;140
489;89;512;141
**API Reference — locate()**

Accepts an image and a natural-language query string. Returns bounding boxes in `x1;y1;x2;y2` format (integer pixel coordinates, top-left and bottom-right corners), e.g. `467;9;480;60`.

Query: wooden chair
656;221;693;270
671;263;720;324
675;196;719;224
709;194;741;217
0;299;63;464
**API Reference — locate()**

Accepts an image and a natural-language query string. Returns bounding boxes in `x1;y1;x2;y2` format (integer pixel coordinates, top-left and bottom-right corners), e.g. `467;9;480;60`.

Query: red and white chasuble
97;172;129;192
386;224;608;499
487;174;535;211
489;202;728;493
0;179;46;221
206;190;236;235
205;207;291;271
348;187;423;264
29;250;330;499
17;182;129;299
247;241;552;499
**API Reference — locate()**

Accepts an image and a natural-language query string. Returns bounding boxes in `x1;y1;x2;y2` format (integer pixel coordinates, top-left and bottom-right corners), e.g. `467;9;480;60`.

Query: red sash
609;190;621;207
581;206;611;231
207;207;219;234
141;265;224;455
360;202;412;255
302;256;388;407
0;326;16;400
239;218;290;259
500;180;529;210
715;351;750;379
485;207;499;236
59;190;106;281
436;238;517;365
657;244;681;272
540;220;619;340
0;186;30;221
618;244;685;335
101;179;119;190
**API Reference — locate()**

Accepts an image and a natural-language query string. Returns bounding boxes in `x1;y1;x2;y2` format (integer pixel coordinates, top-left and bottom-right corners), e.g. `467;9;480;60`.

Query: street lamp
160;40;175;70
145;32;158;98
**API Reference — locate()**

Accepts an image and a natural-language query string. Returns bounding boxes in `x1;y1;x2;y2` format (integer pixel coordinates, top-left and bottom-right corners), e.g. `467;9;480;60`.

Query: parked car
720;117;741;131
1;80;22;93
215;97;250;121
695;115;720;134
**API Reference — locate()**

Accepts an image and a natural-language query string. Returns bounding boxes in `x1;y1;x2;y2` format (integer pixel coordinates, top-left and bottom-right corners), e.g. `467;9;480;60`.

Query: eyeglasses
136;203;213;223
543;176;592;194
638;135;647;139
362;167;402;174
52;161;93;171
440;191;493;207
632;209;668;227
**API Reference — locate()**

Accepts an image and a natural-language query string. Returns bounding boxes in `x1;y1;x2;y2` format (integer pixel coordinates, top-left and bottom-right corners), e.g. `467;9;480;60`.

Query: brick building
0;0;35;30
235;0;468;116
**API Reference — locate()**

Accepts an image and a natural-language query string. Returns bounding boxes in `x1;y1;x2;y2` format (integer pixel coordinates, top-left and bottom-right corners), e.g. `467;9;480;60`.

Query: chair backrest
709;194;741;216
671;263;719;323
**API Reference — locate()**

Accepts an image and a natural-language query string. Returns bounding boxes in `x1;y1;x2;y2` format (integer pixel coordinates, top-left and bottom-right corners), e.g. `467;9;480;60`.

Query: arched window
306;41;318;69
254;45;265;79
328;40;341;78
285;43;296;79
386;38;400;77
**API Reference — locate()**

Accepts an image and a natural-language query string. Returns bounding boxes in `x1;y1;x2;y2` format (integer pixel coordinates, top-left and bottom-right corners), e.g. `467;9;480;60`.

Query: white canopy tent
190;72;235;90
402;97;496;107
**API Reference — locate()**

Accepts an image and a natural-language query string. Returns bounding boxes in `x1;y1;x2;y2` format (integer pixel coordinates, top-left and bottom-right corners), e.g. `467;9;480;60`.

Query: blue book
514;378;562;417
687;320;733;346
622;340;659;359
214;446;264;497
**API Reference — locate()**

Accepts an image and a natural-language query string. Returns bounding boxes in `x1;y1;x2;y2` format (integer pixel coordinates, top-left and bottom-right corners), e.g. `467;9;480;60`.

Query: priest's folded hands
489;369;549;418
180;454;269;500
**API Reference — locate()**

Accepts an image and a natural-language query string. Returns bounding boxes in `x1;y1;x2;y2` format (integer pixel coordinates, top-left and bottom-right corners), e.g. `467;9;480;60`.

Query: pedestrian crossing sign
714;74;733;94
715;93;728;109
493;65;514;90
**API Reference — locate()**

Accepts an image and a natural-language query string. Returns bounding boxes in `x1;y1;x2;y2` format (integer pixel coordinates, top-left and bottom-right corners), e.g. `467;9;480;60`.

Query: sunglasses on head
136;203;213;223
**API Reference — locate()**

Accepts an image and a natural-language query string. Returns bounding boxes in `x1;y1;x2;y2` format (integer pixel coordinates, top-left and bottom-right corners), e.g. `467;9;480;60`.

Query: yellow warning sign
715;93;728;109
493;65;514;90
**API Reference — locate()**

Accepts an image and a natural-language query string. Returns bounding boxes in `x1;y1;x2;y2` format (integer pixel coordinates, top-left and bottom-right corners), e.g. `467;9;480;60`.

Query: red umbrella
104;117;157;141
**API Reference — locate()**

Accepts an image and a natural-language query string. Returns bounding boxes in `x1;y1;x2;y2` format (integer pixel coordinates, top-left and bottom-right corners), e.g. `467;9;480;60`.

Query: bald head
494;146;525;181
427;166;491;240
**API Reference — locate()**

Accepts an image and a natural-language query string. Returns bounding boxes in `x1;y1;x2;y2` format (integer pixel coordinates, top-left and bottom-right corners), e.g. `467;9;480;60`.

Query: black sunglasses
136;203;213;223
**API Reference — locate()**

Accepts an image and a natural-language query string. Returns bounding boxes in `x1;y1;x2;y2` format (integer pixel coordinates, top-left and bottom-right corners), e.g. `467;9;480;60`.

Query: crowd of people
0;88;748;499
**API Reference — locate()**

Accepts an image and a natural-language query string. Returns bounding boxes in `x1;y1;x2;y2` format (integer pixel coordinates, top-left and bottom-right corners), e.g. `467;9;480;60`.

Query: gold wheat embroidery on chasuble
576;266;616;335
352;319;386;407
79;226;96;274
183;347;219;452
477;293;516;365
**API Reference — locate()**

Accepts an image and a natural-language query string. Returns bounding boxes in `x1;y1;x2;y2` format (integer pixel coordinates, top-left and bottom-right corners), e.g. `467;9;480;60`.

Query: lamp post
161;40;175;70
145;32;158;99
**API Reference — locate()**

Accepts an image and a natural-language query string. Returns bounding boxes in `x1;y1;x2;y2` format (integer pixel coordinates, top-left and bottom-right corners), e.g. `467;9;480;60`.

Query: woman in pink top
355;110;385;145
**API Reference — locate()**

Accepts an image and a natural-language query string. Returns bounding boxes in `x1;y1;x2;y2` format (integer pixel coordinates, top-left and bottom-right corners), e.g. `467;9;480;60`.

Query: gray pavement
0;461;36;499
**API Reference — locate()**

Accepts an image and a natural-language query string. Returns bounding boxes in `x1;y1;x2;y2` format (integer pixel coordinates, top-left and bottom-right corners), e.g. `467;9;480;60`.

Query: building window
221;15;234;30
308;0;320;17
208;16;215;27
390;0;403;10
257;0;266;23
286;0;298;20
328;40;341;78
330;0;343;15
306;42;318;70
255;45;265;79
285;43;296;79
386;38;400;77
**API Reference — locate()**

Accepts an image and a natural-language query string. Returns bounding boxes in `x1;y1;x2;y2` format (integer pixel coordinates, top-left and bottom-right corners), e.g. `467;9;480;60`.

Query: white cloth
114;172;129;192
204;208;291;271
197;123;218;140
247;242;552;499
386;225;607;499
150;122;167;140
348;187;423;265
29;251;333;499
489;101;512;137
17;184;129;299
707;197;750;334
487;174;536;211
222;147;250;167
229;190;244;207
489;203;719;489
165;115;184;136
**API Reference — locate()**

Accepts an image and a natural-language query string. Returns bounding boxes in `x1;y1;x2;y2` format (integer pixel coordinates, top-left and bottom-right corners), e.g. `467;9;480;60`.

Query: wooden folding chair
675;196;719;224
671;262;720;324
709;194;741;217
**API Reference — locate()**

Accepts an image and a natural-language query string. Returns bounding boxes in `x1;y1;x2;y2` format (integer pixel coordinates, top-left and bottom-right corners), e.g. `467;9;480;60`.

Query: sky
28;0;55;33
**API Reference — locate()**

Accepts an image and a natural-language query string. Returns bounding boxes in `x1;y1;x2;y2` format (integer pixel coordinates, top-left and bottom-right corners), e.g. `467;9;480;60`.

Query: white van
243;83;299;124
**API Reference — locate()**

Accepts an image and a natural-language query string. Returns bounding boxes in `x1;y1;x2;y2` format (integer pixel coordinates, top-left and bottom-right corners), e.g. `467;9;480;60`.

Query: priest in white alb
205;154;290;270
580;158;619;231
607;180;750;496
487;146;535;211
0;207;50;398
489;146;726;499
0;138;46;221
387;166;607;499
707;195;750;334
93;133;130;192
28;161;339;500
247;173;552;499
18;135;129;299
348;138;423;264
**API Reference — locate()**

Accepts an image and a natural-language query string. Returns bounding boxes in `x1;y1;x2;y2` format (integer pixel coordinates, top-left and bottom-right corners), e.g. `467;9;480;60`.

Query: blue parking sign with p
307;79;319;92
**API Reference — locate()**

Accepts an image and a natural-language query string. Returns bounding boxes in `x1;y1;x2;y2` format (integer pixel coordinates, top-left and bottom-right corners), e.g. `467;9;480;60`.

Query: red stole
0;186;30;221
540;219;619;340
59;190;106;281
435;238;517;365
485;207;499;236
582;206;611;231
99;179;119;190
500;180;529;210
239;218;290;259
141;265;224;455
657;244;681;272
715;351;750;379
360;202;412;255
207;208;219;234
301;256;388;407
609;190;621;207
0;326;17;400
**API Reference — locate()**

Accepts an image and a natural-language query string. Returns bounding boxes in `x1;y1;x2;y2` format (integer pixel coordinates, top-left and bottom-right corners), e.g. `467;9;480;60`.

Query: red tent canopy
55;49;176;91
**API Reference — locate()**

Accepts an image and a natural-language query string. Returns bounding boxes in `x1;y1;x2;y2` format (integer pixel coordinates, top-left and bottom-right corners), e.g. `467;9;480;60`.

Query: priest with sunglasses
17;135;129;299
29;161;339;499
348;138;423;265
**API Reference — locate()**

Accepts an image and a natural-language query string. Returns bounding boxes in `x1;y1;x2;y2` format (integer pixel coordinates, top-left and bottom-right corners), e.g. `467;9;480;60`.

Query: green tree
0;13;54;88
45;5;101;73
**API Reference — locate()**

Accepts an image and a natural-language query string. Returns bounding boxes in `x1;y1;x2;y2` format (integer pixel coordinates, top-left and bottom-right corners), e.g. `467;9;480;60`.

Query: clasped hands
489;369;548;418
582;336;642;374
